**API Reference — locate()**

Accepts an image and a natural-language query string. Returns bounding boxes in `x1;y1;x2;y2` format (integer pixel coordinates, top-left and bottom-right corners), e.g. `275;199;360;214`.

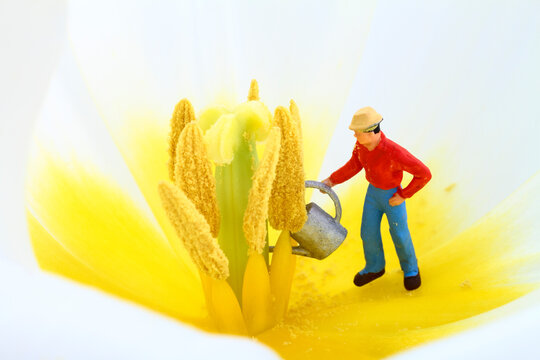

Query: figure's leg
359;186;385;274
385;200;419;277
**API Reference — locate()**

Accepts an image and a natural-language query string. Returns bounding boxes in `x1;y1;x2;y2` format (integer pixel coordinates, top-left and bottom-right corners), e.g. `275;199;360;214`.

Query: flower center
158;80;307;335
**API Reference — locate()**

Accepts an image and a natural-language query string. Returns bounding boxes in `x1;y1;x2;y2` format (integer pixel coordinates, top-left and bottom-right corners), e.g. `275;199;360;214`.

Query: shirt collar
379;131;387;147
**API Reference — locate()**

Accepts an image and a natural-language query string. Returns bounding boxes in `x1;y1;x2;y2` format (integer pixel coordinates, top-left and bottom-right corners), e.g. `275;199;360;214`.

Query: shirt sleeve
394;147;432;198
329;145;363;185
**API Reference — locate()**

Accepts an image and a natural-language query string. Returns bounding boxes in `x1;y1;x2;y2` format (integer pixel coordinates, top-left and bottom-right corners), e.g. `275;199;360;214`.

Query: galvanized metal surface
269;180;348;260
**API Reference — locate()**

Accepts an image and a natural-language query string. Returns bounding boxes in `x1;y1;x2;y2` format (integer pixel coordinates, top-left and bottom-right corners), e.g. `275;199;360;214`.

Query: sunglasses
361;118;383;133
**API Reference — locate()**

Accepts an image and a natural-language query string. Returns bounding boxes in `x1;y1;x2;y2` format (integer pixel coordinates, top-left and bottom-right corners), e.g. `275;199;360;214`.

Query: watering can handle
305;180;343;223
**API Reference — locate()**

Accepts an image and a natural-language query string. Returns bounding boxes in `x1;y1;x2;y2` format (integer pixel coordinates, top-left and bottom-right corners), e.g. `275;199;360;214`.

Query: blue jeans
359;184;419;277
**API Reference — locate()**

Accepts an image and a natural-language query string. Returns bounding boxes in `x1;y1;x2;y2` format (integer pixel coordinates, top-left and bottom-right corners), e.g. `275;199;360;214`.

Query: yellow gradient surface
258;164;538;359
27;151;208;328
27;119;540;360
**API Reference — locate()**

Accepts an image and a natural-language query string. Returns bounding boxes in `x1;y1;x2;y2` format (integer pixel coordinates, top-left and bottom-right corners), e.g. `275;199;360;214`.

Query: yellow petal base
242;253;274;335
270;231;296;322
205;275;247;335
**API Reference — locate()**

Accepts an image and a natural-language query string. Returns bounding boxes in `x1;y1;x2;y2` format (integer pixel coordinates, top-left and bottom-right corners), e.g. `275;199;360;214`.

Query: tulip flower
2;1;540;359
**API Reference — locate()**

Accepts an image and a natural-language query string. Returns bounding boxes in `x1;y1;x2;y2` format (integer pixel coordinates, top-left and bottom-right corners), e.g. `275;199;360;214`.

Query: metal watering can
270;180;348;260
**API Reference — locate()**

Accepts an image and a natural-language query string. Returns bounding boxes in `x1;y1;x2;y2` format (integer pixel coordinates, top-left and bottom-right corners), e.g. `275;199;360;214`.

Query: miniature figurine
322;107;431;290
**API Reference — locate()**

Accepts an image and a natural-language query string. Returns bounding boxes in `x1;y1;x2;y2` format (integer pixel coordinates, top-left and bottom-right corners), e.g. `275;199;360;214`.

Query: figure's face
353;129;377;145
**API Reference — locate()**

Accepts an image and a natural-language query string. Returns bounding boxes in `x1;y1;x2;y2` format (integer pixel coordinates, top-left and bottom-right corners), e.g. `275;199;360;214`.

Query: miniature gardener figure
322;107;431;290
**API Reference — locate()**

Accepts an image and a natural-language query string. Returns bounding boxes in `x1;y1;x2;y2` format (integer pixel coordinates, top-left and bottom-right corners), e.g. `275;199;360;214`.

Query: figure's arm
325;146;363;186
394;148;432;199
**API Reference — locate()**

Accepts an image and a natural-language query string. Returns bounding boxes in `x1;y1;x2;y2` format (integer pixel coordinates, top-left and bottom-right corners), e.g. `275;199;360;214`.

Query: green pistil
216;136;262;301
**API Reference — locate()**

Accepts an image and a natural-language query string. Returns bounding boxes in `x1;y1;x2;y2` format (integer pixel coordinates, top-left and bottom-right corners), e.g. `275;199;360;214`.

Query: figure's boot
404;271;421;290
353;269;385;287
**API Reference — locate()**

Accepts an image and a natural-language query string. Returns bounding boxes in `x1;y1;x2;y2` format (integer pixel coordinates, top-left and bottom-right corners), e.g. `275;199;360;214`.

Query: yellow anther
243;127;281;254
174;122;220;237
247;79;260;101
289;99;303;143
158;181;229;280
168;99;196;181
268;107;308;232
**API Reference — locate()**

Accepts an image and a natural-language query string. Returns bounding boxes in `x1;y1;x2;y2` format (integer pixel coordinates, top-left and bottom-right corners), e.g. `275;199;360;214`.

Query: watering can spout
269;244;311;257
291;246;311;257
269;180;348;260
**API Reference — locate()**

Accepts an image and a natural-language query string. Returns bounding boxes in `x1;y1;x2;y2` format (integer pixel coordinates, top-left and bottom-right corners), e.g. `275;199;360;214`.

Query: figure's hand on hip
389;193;405;207
321;178;334;193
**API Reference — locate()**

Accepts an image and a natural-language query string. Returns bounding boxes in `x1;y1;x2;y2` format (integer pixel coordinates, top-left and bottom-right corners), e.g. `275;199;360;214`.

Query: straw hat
349;107;383;132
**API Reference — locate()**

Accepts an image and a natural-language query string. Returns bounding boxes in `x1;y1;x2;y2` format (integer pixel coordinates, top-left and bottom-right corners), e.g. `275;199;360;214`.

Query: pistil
214;136;259;299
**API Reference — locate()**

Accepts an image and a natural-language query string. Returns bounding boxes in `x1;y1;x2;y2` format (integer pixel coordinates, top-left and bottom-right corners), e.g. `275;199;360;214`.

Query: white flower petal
0;260;278;360
4;0;540;358
317;2;540;356
389;289;540;360
0;2;275;357
32;46;160;227
67;0;378;179
0;0;65;266
319;1;540;231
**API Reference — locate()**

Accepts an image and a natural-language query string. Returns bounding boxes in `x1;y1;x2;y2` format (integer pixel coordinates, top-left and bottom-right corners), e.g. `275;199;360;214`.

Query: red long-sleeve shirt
329;132;431;198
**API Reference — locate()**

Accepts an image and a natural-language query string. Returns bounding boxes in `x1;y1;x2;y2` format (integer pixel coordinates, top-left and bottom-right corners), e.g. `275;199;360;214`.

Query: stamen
247;79;260;101
243;127;281;255
268;106;308;232
158;181;228;279
168;99;196;181
270;230;296;321
242;253;273;334
174;122;220;237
